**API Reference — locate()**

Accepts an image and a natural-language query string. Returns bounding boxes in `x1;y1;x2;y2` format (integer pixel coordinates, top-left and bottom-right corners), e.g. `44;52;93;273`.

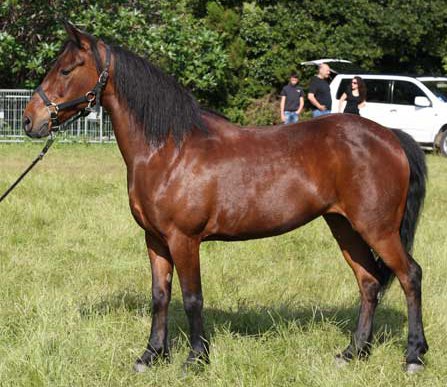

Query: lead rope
0;107;92;204
0;134;56;203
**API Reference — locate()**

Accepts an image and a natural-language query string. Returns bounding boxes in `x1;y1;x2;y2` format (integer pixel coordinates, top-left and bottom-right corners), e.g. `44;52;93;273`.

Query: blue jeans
284;111;299;124
312;109;332;118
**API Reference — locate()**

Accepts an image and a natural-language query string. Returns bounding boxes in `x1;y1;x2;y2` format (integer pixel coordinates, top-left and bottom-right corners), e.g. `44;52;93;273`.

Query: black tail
377;130;428;292
393;130;427;253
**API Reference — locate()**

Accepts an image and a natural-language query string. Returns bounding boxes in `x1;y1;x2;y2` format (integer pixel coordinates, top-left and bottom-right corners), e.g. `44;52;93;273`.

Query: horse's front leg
168;232;209;366
134;233;173;372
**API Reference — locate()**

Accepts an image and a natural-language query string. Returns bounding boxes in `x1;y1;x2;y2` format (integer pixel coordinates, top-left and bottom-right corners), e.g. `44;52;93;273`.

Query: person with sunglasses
338;76;367;115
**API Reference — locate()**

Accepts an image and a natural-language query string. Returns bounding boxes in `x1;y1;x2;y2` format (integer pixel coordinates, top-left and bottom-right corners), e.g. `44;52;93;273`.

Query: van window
364;79;390;103
392;81;426;105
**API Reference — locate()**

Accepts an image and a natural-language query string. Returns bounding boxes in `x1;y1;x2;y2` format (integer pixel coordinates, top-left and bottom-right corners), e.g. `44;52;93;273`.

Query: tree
2;0;447;125
0;0;229;104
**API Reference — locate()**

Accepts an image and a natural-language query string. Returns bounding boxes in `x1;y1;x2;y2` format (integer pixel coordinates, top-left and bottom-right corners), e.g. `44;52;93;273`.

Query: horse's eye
61;69;71;76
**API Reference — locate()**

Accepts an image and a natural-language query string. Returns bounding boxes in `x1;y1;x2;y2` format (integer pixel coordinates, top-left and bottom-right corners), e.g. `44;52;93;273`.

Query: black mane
110;45;207;146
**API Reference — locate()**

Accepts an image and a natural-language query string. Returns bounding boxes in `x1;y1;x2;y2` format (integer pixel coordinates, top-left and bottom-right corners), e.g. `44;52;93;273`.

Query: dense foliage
1;0;447;124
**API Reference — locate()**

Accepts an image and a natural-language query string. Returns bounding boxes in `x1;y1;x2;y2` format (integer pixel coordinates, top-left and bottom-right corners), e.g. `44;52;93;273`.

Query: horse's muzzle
23;115;50;138
23;115;32;133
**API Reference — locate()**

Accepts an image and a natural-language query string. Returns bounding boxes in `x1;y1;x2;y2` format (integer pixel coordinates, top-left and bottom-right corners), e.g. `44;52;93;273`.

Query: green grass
0;143;446;386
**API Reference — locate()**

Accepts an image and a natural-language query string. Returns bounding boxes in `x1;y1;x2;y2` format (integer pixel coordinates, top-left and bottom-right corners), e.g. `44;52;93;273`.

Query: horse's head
23;22;110;138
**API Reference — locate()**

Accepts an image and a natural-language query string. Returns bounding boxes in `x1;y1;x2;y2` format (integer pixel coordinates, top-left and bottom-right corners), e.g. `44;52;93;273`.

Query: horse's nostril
23;116;32;132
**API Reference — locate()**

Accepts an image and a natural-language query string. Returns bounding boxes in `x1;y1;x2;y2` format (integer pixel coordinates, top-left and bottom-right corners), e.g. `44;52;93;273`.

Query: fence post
99;107;103;143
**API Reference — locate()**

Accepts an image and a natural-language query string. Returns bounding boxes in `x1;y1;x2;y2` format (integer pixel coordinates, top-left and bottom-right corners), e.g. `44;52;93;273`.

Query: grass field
0;142;446;386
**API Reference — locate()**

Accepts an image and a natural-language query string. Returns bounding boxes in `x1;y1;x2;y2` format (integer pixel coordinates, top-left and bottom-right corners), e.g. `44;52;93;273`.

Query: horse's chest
127;186;162;233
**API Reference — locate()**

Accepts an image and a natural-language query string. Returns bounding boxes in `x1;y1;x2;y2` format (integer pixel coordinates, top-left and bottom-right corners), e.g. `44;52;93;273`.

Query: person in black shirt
308;63;332;118
338;76;367;115
280;73;305;124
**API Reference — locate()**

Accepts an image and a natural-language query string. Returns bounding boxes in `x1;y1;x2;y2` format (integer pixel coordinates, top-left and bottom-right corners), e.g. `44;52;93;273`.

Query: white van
331;74;447;155
301;60;447;155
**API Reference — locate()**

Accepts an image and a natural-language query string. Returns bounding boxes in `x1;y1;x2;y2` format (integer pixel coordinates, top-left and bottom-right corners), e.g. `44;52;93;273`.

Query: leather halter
35;44;111;131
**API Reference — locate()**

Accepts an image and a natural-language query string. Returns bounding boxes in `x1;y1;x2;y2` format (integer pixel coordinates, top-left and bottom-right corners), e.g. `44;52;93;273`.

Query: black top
280;84;304;111
344;87;361;115
308;76;332;111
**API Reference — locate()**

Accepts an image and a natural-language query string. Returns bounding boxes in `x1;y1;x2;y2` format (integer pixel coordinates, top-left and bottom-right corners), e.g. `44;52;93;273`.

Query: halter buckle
98;70;109;85
45;102;59;118
85;91;96;102
46;103;60;129
85;91;97;112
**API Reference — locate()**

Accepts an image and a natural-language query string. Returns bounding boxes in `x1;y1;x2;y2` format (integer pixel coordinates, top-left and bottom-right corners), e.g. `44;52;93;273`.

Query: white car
331;74;447;155
301;59;447;155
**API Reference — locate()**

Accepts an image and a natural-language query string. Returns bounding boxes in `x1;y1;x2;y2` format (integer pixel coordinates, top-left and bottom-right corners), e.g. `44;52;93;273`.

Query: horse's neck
103;95;152;166
103;93;183;174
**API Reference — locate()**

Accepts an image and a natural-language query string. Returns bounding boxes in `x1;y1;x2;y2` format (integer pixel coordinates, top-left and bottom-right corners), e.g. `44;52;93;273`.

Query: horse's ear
63;20;87;48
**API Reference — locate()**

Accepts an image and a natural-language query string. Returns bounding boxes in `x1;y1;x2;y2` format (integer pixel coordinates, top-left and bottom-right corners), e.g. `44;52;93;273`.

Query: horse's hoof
133;360;149;373
181;351;209;376
406;363;425;374
182;360;205;377
334;355;350;369
133;349;169;372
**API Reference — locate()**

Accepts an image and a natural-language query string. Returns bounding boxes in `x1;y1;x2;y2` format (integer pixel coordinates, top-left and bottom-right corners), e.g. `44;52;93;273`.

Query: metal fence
0;89;115;142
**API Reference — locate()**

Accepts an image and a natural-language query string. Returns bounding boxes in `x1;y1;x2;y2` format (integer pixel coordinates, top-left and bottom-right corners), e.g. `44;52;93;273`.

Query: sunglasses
352;81;358;84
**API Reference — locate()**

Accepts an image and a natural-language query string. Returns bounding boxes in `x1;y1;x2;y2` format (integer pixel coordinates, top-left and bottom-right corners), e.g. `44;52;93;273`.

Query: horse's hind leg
368;232;428;372
134;233;173;372
324;214;386;363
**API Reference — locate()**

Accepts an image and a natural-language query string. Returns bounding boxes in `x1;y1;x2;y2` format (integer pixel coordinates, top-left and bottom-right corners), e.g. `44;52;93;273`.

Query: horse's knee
183;293;203;315
152;289;170;313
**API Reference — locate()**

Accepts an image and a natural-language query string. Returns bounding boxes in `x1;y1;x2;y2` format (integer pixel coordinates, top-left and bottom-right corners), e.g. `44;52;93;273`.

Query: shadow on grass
78;289;406;343
79;290;150;318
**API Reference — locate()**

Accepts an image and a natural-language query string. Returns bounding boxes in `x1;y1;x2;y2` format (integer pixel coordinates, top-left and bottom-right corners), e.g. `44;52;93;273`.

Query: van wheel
439;131;447;157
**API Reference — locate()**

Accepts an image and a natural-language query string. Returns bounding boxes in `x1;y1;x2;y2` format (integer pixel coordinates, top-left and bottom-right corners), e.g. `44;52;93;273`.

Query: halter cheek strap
35;44;111;131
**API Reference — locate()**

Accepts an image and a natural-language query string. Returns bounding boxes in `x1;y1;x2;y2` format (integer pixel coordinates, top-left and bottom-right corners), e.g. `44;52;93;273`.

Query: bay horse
23;23;428;373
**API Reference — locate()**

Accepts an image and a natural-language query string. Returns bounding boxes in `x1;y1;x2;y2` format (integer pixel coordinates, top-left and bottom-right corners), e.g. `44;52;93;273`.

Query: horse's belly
204;189;326;241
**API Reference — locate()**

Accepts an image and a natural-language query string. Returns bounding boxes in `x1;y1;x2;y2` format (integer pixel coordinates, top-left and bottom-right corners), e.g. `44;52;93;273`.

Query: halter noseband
35;44;111;131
